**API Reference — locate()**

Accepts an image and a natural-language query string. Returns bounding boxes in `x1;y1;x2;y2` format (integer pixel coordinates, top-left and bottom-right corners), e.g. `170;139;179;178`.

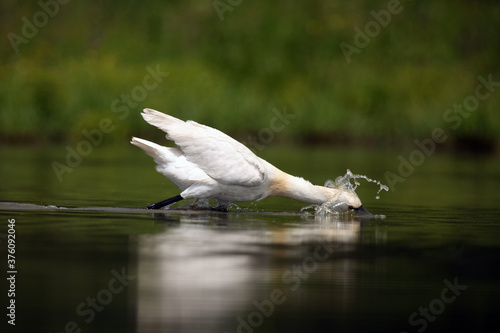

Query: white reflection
137;214;383;332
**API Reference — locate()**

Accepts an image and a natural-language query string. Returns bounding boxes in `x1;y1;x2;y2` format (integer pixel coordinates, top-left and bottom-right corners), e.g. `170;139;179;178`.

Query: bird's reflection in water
137;213;385;333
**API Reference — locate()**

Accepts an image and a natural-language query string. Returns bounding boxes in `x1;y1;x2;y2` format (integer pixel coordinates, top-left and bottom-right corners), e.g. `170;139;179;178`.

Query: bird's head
322;174;372;216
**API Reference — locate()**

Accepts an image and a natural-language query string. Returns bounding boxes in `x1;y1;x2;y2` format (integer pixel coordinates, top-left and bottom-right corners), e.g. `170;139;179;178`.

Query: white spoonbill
131;108;370;214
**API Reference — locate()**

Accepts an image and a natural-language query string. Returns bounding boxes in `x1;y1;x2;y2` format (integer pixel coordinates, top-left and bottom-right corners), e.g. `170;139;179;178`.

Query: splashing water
301;169;388;216
332;169;389;198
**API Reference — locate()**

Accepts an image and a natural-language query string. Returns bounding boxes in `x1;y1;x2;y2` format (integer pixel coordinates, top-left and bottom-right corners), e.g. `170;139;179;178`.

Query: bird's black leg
147;194;184;210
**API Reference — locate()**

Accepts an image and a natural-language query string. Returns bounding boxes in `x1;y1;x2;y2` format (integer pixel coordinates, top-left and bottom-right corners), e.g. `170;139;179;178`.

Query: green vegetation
1;0;499;151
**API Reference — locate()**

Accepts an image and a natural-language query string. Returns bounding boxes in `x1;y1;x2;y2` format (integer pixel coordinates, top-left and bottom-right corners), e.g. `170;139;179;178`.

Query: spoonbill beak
351;205;373;217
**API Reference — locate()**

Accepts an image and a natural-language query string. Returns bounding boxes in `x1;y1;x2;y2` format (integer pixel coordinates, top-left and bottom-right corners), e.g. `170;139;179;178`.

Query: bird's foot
211;205;229;212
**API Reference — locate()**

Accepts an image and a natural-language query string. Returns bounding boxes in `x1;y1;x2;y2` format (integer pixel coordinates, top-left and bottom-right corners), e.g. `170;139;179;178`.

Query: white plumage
131;108;366;212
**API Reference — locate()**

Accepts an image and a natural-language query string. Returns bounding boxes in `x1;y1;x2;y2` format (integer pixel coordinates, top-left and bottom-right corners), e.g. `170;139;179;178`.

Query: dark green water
1;144;500;333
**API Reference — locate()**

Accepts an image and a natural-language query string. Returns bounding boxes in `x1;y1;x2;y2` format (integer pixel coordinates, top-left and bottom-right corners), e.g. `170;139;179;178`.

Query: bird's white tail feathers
130;137;182;165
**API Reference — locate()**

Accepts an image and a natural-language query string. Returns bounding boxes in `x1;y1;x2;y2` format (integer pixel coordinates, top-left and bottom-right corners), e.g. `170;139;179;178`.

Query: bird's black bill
147;194;183;210
352;204;373;216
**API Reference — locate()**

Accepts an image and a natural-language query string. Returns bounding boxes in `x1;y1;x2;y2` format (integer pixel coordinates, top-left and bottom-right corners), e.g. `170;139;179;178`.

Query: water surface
1;145;499;332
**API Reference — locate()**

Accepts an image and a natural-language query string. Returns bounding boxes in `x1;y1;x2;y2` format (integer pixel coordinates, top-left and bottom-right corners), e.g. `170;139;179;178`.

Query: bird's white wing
141;109;266;186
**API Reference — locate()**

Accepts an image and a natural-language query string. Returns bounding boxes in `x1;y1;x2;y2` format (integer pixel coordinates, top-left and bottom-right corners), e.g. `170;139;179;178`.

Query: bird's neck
268;169;338;205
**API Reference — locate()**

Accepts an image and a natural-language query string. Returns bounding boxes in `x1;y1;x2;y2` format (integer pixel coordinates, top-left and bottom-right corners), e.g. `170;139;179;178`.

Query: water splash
301;169;388;216
180;198;214;210
329;169;389;199
301;201;351;216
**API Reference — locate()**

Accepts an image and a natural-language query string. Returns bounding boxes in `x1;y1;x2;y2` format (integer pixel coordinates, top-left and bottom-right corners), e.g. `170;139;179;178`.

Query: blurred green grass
1;0;499;151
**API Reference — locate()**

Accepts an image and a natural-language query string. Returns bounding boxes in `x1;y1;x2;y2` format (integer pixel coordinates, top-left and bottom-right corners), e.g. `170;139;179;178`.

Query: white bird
131;108;369;214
